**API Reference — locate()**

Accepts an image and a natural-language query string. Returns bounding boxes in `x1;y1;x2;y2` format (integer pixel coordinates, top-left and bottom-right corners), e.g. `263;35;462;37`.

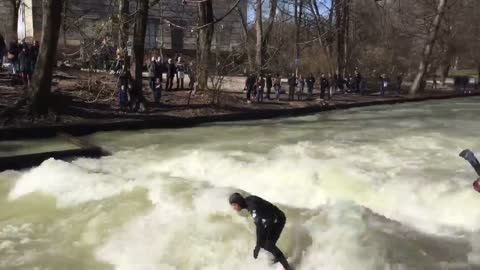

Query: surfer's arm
252;222;265;259
460;149;480;176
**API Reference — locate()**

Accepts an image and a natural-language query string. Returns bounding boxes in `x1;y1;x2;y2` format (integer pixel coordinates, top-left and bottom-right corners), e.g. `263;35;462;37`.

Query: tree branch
162;0;243;31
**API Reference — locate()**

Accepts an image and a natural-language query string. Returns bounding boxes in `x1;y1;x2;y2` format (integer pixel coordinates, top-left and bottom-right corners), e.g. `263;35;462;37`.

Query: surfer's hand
253;246;260;259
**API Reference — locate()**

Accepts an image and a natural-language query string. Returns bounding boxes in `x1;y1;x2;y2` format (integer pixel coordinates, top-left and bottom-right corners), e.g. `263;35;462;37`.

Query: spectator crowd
1;37;40;88
243;70;404;103
112;51;196;112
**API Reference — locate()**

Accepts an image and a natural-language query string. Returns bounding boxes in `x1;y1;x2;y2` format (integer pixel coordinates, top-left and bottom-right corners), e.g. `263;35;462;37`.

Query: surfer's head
229;193;246;212
473;178;480;193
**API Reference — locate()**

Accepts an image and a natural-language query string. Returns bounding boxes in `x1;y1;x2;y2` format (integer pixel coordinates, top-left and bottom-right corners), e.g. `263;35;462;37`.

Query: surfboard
273;263;285;270
273;262;295;270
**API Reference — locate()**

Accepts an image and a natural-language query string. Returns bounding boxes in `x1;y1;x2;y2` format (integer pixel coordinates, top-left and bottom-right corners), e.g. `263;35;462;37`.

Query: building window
146;19;159;49
170;21;185;51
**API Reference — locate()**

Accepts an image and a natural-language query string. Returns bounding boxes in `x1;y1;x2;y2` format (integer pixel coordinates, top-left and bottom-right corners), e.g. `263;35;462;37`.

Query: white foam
5;98;480;269
8;158;139;207
96;187;270;270
99;189;463;270
145;139;480;235
10;135;480;233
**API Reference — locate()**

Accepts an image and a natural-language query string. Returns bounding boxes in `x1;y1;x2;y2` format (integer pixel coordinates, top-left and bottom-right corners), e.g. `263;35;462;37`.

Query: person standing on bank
155;56;164;87
274;74;282;101
288;73;296;101
148;57;157;98
256;76;265;103
297;74;305;101
166;58;176;91
187;61;196;91
266;74;273;100
30;40;39;72
229;193;293;270
306;74;315;100
245;73;257;103
117;64;132;112
0;34;6;68
320;74;329;100
18;46;31;88
176;57;185;90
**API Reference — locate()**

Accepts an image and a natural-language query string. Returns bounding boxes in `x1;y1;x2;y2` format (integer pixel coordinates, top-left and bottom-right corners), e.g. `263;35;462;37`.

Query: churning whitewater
2;98;480;270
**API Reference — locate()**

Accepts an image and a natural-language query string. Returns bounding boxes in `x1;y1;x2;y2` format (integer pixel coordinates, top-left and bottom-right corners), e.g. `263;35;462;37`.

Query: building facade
6;0;246;54
0;0;15;41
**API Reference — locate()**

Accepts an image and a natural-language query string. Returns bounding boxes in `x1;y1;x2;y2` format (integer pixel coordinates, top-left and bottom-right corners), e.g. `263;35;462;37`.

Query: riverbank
1;87;479;140
1;69;479;140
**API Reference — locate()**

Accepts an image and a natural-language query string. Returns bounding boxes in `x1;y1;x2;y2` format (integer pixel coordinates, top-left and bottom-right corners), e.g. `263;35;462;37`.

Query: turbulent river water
2;97;480;270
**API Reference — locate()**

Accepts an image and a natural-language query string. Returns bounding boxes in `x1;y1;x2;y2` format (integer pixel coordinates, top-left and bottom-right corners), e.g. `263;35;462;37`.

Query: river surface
1;97;480;270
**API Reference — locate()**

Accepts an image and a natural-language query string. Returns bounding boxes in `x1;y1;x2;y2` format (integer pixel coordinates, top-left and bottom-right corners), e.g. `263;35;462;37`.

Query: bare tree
294;0;304;75
343;0;350;72
465;0;480;84
409;0;448;95
130;0;149;103
255;0;263;73
236;5;254;72
308;0;334;73
437;24;456;85
29;0;64;117
246;0;278;74
196;0;214;90
118;0;130;53
262;0;278;63
335;0;343;75
334;0;350;76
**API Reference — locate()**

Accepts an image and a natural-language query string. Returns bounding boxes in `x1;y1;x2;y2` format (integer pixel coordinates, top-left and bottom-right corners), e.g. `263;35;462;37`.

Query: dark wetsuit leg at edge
263;217;291;270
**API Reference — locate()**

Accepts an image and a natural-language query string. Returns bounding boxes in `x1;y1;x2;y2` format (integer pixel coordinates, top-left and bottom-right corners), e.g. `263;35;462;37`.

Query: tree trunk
29;0;64;117
310;0;334;73
196;0;214;90
9;0;20;42
439;41;456;85
131;0;148;98
261;0;277;68
335;0;345;76
343;0;350;73
118;0;130;50
294;0;303;75
255;0;263;74
409;0;448;96
62;0;68;46
328;0;335;67
477;63;480;87
236;7;254;73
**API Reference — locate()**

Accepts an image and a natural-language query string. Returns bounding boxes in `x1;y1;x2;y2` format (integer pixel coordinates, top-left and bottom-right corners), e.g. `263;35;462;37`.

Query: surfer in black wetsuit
229;193;292;270
459;149;480;192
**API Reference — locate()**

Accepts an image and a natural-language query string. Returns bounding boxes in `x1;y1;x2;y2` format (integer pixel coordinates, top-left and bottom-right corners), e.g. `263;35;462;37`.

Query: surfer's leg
271;217;286;245
263;241;291;270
